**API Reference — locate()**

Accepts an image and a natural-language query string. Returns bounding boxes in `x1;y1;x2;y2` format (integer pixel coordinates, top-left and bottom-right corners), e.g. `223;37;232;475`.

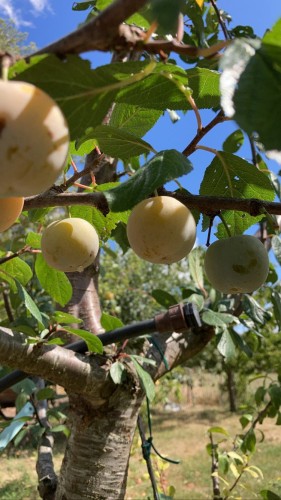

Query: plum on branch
0;81;69;197
0;197;24;232
41;218;99;272
126;196;196;264
204;235;269;294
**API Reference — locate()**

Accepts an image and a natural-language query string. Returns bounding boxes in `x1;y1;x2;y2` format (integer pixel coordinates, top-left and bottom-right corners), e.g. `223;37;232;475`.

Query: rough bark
56;386;143;500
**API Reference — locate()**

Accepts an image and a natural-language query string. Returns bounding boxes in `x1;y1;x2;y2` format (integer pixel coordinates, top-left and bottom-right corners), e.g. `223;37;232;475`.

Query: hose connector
154;302;202;333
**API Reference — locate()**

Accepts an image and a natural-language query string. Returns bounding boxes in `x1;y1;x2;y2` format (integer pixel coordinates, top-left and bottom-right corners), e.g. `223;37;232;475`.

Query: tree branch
0;327;112;404
23;190;281;217
33;0;148;57
27;0;229;59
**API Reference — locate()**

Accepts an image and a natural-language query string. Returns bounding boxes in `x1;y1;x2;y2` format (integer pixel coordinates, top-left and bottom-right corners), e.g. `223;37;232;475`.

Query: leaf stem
188;94;202;132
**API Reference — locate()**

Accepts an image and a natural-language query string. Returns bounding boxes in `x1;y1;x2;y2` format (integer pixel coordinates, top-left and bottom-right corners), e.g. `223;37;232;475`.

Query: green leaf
72;1;95;11
130;355;156;367
36;387;56;400
185;67;220;109
208;426;229;436
35;254;72;307
188;247;205;292
0;257;32;288
16;281;43;325
111;223;130;253
242;429;256;453
151;0;183;32
200;152;275;237
69;205;129;241
27;207;51;223
109;104;162;137
202;310;238;327
117;64;220;111
242;295;271;326
227;451;244;463
229;329;252;358
51;424;71;437
187;293;204;311
0;402;34;450
239;414;253;429
268;384;281;409
151;289;177;308
272;291;281;330
105;150;192;212
110;361;126;384
76;125;156;159
272;235;281;265
260;490;281;500
221;28;281;160
217;329;236;361
129;356;155;402
101;312;124;331
47;338;66;346
25;232;42;249
223;130;244;153
255;386;266;406
51;311;83;325
63;327;103;353
11;57;158;139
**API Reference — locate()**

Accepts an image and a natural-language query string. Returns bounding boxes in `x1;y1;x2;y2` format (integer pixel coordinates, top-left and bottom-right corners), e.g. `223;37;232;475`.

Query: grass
126;406;281;499
1;375;281;500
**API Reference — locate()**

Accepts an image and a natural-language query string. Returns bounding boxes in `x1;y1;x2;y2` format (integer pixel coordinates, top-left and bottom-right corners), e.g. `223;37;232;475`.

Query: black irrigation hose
0;319;156;393
0;302;202;393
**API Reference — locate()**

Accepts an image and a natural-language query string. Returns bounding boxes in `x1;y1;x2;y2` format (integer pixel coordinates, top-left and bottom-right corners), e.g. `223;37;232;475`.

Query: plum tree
0;80;69;197
126;196;196;264
41;217;99;272
204;235;269;294
0;196;24;231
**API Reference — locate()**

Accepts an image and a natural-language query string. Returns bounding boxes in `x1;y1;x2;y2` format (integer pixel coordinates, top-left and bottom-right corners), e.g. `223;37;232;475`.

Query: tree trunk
56;386;143;499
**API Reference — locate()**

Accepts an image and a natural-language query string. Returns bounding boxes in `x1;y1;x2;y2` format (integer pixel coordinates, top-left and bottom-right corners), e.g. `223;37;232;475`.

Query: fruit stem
218;212;232;237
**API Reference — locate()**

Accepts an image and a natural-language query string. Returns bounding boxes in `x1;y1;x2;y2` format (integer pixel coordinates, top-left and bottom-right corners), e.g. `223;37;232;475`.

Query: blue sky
1;0;281;241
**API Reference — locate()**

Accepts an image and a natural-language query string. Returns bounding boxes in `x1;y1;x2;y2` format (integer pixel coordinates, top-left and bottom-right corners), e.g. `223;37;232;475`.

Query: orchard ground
1;372;281;500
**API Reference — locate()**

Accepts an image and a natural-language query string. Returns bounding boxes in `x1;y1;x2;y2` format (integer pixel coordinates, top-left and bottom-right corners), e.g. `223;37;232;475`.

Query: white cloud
28;0;51;14
0;0;51;26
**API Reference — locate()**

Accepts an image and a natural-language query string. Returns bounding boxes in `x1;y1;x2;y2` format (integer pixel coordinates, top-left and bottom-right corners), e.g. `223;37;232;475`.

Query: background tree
0;1;281;499
0;18;36;55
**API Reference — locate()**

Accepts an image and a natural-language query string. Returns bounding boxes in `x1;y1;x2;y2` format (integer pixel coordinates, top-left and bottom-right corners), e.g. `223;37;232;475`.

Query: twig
0;246;35;266
248;135;259;169
137;415;160;500
209;432;222;500
32;379;58;500
61;152;105;192
2;289;14;323
209;0;231;40
182;110;228;156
